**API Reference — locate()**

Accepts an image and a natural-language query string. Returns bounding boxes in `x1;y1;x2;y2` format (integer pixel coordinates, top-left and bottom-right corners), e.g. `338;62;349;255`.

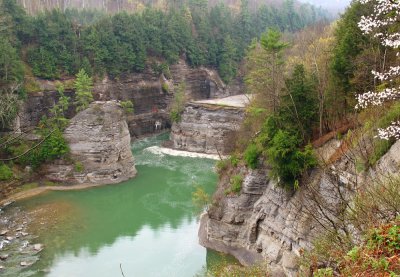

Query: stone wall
199;140;400;276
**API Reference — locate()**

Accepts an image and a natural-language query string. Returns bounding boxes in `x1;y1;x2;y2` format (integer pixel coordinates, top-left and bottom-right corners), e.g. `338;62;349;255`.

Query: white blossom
356;0;400;140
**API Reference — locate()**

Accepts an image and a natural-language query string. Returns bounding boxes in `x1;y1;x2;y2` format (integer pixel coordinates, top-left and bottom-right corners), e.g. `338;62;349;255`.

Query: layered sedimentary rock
17;60;242;137
199;140;400;276
44;101;136;185
170;95;249;154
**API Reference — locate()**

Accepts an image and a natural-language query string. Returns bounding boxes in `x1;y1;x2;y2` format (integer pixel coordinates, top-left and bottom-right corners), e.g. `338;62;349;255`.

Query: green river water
16;133;226;277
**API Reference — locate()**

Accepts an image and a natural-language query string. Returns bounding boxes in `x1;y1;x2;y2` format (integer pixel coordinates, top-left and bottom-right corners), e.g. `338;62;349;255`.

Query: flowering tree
356;0;400;140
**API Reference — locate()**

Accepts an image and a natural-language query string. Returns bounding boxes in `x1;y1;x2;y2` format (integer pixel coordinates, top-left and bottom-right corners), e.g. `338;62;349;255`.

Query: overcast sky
299;0;351;12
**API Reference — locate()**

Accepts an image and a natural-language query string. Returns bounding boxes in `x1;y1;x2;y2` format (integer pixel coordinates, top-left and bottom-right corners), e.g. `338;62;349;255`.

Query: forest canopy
0;0;328;84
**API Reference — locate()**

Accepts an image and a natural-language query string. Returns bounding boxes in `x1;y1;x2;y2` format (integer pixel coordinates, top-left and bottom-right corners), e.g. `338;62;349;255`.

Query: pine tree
74;69;93;112
218;35;237;83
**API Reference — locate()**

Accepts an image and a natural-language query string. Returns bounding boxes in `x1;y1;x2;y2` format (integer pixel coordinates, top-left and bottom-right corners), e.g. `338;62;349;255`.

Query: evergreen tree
280;64;318;141
74;69;93;112
218;35;237;83
0;37;23;86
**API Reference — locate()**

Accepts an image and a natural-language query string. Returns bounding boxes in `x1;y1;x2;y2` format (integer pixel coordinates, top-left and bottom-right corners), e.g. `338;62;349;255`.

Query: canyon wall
199;140;400;276
44;101;136;185
17;61;241;138
170;95;248;154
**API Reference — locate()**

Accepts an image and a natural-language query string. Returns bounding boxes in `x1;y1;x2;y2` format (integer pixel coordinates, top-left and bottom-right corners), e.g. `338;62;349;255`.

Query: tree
245;29;288;113
74;69;93;112
280;64;318;141
0;37;23;86
0;90;18;128
356;0;400;140
218;35;237;83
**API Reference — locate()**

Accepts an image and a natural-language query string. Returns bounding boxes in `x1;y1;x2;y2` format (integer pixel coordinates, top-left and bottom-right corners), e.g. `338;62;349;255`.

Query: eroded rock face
199;140;400;276
17;60;243;137
45;101;136;185
170;103;245;154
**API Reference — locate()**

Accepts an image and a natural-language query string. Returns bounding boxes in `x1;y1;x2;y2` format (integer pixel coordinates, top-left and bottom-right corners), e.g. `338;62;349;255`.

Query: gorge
1;0;400;276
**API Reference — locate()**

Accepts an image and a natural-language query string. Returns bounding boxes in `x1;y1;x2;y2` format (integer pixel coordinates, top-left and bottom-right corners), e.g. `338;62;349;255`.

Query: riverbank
0;132;219;277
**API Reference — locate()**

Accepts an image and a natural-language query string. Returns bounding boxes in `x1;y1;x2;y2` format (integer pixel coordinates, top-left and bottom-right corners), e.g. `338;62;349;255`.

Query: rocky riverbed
0;202;42;276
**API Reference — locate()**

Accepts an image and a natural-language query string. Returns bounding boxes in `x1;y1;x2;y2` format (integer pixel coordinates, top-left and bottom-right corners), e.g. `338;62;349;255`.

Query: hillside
16;0;328;15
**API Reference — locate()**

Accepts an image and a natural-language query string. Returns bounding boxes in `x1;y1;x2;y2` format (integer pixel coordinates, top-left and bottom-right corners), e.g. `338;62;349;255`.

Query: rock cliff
199;140;400;276
44;101;136;185
170;95;249;154
17;61;242;137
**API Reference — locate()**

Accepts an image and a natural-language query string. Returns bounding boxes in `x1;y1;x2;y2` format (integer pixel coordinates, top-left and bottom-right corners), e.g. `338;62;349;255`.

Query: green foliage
48;83;70;130
216;159;229;174
279;64;318;140
340;221;400;276
369;139;393;166
170;83;186;123
314;268;334;277
225;174;243;195
218;35;237;83
0;163;13;181
1;0;327;80
0;36;24;85
74;161;84;173
244;143;260;169
301;177;400;276
0;91;18;128
17;128;69;169
74;69;93;112
161;82;169;93
120;100;134;114
229;154;240;168
266;130;317;185
192;186;210;211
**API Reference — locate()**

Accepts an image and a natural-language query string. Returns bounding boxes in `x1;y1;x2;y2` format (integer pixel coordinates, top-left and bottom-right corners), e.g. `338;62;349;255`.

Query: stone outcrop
199;140;400;276
44;101;136;185
170;95;249;154
17;60;243;137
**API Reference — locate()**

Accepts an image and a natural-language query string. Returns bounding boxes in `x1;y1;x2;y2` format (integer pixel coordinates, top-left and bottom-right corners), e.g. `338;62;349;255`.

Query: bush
369;139;393;166
74;161;84;173
266;130;317;186
216;159;229;174
339;221;400;276
0;164;13;181
161;82;169;93
192;186;210;211
244;143;260;169
170;83;186;123
230;154;240;167
17;129;69;169
225;174;243;195
120;100;134;114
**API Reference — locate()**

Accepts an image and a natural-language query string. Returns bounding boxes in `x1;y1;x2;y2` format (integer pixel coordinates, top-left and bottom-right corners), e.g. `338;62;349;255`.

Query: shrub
244;143;260;169
339;221;400;276
170;82;186;123
225;174;243;195
120;100;134;114
266;130;317;186
17;129;69;169
369;139;393;166
170;110;181;123
216;159;229;174
230;154;240;167
161;82;169;93
192;186;210;211
74;161;84;173
0;164;13;181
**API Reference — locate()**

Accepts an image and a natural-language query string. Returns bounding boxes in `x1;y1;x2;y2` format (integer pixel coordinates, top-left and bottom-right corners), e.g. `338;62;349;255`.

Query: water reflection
17;133;218;277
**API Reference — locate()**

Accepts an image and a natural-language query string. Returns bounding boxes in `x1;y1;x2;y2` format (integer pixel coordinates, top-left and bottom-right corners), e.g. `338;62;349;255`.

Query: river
5;133;228;277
